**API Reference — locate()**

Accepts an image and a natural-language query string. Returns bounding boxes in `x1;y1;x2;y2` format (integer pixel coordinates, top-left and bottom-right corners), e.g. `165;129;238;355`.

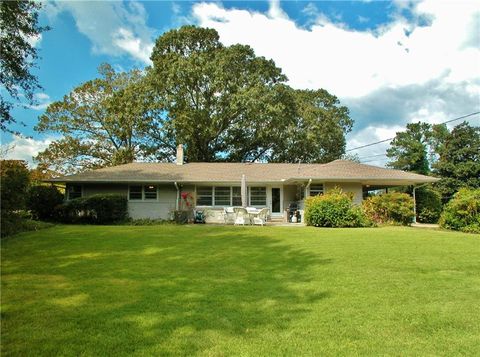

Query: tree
148;26;352;163
27;185;63;221
0;1;49;133
432;122;480;203
35;64;155;174
386;122;432;175
269;88;353;163
0;159;30;216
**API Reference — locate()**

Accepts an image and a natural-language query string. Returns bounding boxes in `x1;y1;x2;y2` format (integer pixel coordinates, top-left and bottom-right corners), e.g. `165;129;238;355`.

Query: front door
271;188;281;213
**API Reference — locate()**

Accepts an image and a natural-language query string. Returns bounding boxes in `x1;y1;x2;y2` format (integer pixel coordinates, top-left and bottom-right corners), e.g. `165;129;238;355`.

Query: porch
186;182;364;224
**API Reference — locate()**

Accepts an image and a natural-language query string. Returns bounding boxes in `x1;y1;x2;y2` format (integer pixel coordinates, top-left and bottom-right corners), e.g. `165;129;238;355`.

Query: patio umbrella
241;174;247;207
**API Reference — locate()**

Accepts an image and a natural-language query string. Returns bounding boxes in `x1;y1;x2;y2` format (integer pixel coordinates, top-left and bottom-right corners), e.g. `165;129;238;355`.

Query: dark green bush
416;187;442;223
54;194;128;224
439;188;480;234
0;160;30;212
27;185;64;221
304;188;372;227
1;212;54;238
363;192;414;225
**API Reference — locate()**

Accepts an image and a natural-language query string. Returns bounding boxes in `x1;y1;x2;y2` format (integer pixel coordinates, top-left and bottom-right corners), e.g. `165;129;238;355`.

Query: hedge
54;194;128;224
416;187;442;224
304;187;371;228
439;188;480;234
27;185;64;221
363;192;414;225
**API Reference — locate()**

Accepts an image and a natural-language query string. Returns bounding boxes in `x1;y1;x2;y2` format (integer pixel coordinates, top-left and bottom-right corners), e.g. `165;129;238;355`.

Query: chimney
176;144;184;165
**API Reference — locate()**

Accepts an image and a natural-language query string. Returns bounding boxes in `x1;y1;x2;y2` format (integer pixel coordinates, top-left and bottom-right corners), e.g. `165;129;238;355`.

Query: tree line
386;121;479;202
34;26;353;174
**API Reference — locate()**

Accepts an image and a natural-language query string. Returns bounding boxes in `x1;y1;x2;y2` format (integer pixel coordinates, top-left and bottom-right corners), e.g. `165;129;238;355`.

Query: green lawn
1;225;479;356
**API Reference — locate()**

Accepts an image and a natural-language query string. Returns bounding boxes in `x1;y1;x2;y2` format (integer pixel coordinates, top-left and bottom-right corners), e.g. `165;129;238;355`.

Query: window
197;186;213;206
232;187;242;206
214;187;230;206
310;184;324;196
129;186;142;200
144;185;157;200
250;187;266;206
68;185;82;199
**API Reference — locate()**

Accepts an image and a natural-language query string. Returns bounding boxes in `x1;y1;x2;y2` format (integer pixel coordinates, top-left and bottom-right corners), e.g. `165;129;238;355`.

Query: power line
346;111;480;152
358;153;388;160
360;157;389;164
346;138;393;152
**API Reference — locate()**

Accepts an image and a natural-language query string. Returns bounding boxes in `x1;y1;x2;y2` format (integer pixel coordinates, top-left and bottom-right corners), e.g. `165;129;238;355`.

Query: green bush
416;187;443;224
439;188;480;234
0;160;30;212
304;188;372;227
363;192;414;225
1;212;54;238
27;185;64;221
54;194;128;224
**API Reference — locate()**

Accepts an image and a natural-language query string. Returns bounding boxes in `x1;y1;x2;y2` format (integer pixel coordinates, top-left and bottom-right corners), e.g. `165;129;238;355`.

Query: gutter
174;182;180;211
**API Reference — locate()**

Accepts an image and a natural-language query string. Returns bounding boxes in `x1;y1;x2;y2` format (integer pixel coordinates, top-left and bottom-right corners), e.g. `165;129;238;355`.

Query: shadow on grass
2;227;330;355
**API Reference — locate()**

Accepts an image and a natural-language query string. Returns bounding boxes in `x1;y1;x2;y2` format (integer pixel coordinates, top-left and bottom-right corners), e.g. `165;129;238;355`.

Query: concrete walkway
411;223;440;229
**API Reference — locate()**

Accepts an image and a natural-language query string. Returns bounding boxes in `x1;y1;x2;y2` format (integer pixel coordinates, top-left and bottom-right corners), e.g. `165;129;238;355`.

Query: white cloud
48;1;155;64
192;0;480;166
26;92;52;111
2;135;55;166
193;1;479;98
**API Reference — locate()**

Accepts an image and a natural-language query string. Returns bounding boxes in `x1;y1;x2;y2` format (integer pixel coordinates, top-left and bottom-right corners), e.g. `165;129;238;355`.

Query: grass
1;225;479;356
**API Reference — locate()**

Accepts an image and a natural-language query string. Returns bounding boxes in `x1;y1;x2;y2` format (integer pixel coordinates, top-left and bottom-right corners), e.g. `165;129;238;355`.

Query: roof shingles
49;160;439;185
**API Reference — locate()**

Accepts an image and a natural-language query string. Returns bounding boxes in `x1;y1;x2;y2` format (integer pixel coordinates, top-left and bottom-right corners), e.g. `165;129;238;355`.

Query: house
48;146;439;223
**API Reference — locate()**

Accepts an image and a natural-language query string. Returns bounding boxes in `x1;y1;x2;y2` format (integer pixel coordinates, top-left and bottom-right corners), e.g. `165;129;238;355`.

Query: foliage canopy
0;1;49;133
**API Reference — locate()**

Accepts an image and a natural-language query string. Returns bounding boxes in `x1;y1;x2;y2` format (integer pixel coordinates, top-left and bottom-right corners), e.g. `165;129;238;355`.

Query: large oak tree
36;26;353;173
148;26;353;163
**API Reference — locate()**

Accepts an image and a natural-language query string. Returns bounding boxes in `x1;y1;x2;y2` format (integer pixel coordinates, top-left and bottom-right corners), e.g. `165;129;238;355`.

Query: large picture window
214;187;231;206
250;187;266;206
197;186;213;206
195;185;267;207
232;187;242;206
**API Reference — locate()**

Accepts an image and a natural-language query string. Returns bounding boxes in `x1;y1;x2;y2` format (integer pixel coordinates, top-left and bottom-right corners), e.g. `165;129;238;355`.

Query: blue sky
2;0;479;166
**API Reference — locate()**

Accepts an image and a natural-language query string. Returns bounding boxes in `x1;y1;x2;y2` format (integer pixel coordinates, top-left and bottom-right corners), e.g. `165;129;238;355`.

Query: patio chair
233;207;250;225
224;207;235;224
252;207;269;226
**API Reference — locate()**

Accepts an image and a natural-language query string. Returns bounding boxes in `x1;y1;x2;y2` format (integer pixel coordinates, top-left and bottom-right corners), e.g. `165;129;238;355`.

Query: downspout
412;183;429;224
174;182;180;211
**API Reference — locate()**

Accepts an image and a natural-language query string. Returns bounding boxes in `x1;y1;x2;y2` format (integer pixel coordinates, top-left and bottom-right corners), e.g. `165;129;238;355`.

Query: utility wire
346;111;480;152
358;153;388;160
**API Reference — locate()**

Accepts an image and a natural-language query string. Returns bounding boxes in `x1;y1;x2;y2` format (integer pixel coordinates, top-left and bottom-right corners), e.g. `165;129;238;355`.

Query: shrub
1;212;54;238
363;192;414;225
0;160;30;212
439;188;480;234
27;185;64;221
304;187;372;227
416;187;442;224
1;160;32;237
54;194;128;224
